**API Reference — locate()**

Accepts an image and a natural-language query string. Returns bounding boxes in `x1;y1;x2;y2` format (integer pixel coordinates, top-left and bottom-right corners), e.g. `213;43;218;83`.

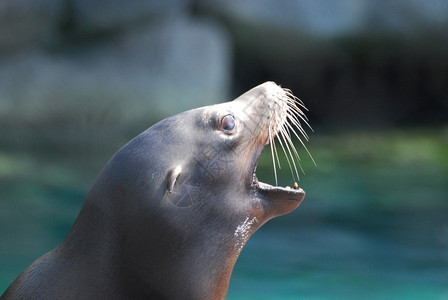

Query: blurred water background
1;1;447;299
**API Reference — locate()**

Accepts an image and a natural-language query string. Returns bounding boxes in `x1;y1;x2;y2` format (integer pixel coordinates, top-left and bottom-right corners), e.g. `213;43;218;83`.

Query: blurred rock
72;0;190;33
0;0;64;54
197;0;448;36
0;16;231;153
195;0;448;128
0;0;445;145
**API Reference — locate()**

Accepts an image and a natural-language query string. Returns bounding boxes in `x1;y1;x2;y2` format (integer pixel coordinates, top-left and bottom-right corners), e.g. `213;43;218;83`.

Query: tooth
293;182;299;189
286;186;291;189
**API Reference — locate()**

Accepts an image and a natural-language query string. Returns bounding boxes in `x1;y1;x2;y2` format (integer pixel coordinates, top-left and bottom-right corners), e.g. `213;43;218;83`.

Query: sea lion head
66;81;311;298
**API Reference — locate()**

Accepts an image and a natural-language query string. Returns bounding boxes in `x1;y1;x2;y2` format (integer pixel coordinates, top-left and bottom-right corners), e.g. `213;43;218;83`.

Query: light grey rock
0;16;231;150
72;0;190;33
0;0;64;53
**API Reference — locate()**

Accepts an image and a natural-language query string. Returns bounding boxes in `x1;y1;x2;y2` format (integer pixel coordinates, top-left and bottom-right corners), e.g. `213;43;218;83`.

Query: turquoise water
1;130;447;299
228;130;448;299
229;195;448;299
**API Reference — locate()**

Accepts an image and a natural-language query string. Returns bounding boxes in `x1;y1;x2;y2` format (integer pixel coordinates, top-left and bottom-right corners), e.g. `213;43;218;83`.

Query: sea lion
1;81;310;299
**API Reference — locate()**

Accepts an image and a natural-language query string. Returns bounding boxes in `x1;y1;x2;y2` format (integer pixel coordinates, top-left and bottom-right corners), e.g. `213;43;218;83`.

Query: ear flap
167;165;182;193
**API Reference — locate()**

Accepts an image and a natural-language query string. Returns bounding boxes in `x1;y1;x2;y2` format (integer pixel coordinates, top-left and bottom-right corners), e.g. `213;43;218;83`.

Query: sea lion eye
220;115;236;133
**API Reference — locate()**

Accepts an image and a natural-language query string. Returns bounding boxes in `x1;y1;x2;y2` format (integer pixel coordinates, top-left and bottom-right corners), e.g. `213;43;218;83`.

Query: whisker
286;104;313;132
281;125;303;170
287;114;310;141
290;112;314;133
275;126;297;181
282;124;301;161
281;93;314;132
281;125;306;175
272;119;282;170
265;86;315;184
268;126;278;186
283;91;316;165
283;90;308;110
285;119;316;166
286;102;309;122
282;95;307;112
278;126;300;181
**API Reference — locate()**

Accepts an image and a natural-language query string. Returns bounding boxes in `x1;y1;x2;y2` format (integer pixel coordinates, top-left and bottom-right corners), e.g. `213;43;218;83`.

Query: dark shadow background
1;0;447;298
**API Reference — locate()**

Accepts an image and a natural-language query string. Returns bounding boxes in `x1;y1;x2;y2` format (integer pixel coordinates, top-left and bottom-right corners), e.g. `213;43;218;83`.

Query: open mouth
242;82;310;204
251;155;305;202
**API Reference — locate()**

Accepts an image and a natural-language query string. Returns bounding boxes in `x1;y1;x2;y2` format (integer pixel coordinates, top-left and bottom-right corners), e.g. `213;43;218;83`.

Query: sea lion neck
58;214;256;299
119;215;254;299
58;163;259;299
